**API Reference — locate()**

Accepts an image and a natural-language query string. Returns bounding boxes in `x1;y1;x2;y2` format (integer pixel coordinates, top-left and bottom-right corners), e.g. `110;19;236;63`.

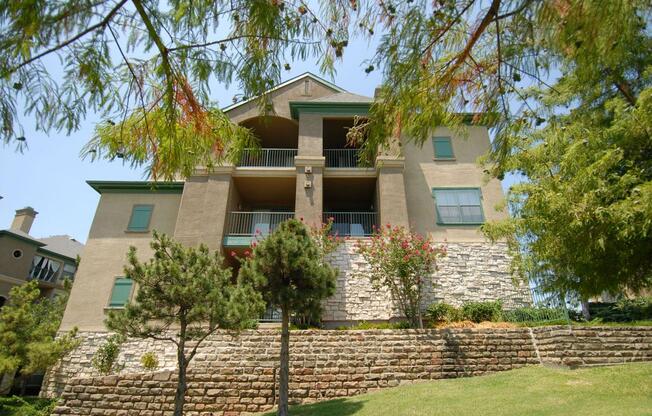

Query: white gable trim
221;72;346;113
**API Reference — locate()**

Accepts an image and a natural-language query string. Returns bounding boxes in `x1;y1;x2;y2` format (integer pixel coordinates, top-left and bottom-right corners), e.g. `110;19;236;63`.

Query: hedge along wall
49;326;652;416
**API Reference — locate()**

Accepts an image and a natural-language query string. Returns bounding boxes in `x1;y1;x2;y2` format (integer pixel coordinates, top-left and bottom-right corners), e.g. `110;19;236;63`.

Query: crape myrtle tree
238;219;337;416
1;0;650;292
0;280;78;396
105;231;264;416
355;225;446;328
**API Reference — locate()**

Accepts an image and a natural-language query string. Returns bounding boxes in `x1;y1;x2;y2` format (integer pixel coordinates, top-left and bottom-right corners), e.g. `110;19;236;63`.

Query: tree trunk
173;323;187;416
278;307;290;416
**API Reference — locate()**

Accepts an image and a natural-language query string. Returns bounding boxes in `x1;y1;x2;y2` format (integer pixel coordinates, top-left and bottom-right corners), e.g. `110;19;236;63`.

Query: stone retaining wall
48;326;652;415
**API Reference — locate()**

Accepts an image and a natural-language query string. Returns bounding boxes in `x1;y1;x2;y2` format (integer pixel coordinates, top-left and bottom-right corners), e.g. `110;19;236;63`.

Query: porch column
174;166;235;249
294;156;325;226
376;156;409;228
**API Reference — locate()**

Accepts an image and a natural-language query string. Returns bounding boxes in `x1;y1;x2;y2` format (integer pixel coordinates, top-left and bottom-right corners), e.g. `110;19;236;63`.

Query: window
61;263;77;281
29;255;62;282
432;188;484;225
433;136;454;159
127;204;153;232
108;277;133;308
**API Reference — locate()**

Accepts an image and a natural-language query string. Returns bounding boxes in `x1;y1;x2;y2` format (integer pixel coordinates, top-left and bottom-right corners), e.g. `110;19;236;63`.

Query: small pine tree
105;231;264;416
238;219;337;416
0;280;78;395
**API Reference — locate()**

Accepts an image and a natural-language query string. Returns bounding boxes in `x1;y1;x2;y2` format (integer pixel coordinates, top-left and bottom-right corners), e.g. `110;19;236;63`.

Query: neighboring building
59;73;531;331
0;207;84;306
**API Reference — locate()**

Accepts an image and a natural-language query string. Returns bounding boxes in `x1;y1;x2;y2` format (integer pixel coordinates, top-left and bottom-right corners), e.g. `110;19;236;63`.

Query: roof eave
87;181;185;194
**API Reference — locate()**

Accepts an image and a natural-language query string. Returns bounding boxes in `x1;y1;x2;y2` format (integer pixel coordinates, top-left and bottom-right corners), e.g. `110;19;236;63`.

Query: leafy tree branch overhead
2;0;647;180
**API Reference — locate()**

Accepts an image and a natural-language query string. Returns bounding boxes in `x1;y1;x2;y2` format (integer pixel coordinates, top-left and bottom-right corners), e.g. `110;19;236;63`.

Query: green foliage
425;302;463;324
591;297;652;322
239;219;337;323
139;351;159;371
355;225;446;328
105;231;263;416
502;306;568;324
91;334;124;375
0;396;57;416
0;281;78;379
461;301;503;323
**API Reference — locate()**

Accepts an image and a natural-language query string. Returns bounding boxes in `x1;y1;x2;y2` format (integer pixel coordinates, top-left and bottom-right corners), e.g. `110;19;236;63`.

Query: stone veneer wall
48;326;652;416
323;241;531;323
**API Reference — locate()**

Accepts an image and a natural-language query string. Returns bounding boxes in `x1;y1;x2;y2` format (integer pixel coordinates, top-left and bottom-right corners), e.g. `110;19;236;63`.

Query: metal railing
225;211;294;236
237;148;297;167
322;212;377;236
324;149;363;168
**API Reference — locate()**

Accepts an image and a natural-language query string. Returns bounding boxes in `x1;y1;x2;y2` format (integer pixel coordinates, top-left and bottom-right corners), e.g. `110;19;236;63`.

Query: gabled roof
221;72;346;113
307;91;373;103
0;229;45;247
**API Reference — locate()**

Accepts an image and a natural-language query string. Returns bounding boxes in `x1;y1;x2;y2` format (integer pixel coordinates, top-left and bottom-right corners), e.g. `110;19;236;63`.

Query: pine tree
238;219;337;416
0;280;78;395
105;231;264;416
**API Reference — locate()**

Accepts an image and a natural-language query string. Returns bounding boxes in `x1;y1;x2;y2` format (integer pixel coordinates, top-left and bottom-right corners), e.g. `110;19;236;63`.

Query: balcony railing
323;211;377;237
237;148;297;167
226;211;295;237
324;149;363;168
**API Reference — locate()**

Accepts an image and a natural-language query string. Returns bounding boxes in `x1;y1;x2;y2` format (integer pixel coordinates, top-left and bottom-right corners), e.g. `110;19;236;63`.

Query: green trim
37;247;76;263
127;204;154;232
289;102;371;120
433;136;455;159
432;187;485;225
0;230;45;247
223;235;254;247
87;180;184;194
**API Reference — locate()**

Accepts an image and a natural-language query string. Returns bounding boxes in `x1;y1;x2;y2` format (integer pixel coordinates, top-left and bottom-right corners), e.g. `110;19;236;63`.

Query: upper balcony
323;117;373;170
238;116;298;169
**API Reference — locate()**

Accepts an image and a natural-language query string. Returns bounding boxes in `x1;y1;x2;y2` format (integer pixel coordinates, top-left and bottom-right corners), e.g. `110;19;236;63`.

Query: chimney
11;207;38;234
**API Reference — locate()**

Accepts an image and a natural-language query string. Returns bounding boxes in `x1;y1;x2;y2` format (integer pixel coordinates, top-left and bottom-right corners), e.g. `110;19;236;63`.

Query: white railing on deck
324;149;362;168
322;212;377;236
238;148;297;167
226;211;295;236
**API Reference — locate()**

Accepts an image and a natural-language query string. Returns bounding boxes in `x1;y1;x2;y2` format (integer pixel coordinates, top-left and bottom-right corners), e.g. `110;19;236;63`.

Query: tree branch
5;0;128;75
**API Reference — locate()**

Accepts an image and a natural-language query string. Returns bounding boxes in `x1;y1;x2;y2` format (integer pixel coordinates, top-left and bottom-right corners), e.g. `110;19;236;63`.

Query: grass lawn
260;363;652;416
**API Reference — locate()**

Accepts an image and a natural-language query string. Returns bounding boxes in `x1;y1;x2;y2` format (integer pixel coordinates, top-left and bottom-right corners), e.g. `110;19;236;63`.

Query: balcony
237;148;298;167
323;211;377;237
324;149;363;168
223;211;294;246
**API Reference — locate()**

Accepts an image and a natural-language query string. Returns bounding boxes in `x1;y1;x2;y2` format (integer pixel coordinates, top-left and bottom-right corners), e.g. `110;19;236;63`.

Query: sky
0;19;517;244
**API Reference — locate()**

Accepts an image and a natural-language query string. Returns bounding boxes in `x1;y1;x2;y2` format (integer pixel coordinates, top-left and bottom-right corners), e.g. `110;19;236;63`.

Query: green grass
260;363;652;416
0;396;57;416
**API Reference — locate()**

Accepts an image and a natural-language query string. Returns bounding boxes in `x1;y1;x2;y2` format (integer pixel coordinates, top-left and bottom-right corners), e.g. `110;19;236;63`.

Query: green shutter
108;278;133;307
127;205;153;231
433;137;454;159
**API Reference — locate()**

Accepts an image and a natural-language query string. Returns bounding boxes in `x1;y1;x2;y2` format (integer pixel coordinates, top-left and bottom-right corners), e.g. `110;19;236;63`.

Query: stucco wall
403;126;508;242
323;240;530;325
47;326;652;415
60;192;182;332
0;235;38;283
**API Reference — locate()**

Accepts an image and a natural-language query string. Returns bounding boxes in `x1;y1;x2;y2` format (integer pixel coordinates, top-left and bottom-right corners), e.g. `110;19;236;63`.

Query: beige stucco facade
60;73;528;331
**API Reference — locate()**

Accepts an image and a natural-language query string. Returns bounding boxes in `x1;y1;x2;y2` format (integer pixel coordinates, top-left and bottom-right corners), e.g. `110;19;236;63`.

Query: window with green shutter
127;204;153;231
108;277;133;308
433;136;454;159
432;188;484;225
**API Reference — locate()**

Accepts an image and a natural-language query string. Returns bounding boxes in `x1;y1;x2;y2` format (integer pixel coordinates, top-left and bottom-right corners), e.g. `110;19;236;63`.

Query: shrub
426;302;463;323
461;301;503;323
91;334;124;375
0;396;58;416
592;297;652;322
502;306;568;323
140;352;159;371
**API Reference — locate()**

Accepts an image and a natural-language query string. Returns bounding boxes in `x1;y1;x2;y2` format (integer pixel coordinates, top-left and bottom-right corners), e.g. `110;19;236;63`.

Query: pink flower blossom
230;251;236;257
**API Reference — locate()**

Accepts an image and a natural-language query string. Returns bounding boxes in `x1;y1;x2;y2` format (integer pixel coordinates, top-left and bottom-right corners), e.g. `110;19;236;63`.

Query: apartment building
59;73;531;331
0;207;83;305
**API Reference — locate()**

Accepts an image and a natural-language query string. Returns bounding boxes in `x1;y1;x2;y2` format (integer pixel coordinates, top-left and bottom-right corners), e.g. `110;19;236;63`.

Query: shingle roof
38;235;84;260
306;92;374;103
